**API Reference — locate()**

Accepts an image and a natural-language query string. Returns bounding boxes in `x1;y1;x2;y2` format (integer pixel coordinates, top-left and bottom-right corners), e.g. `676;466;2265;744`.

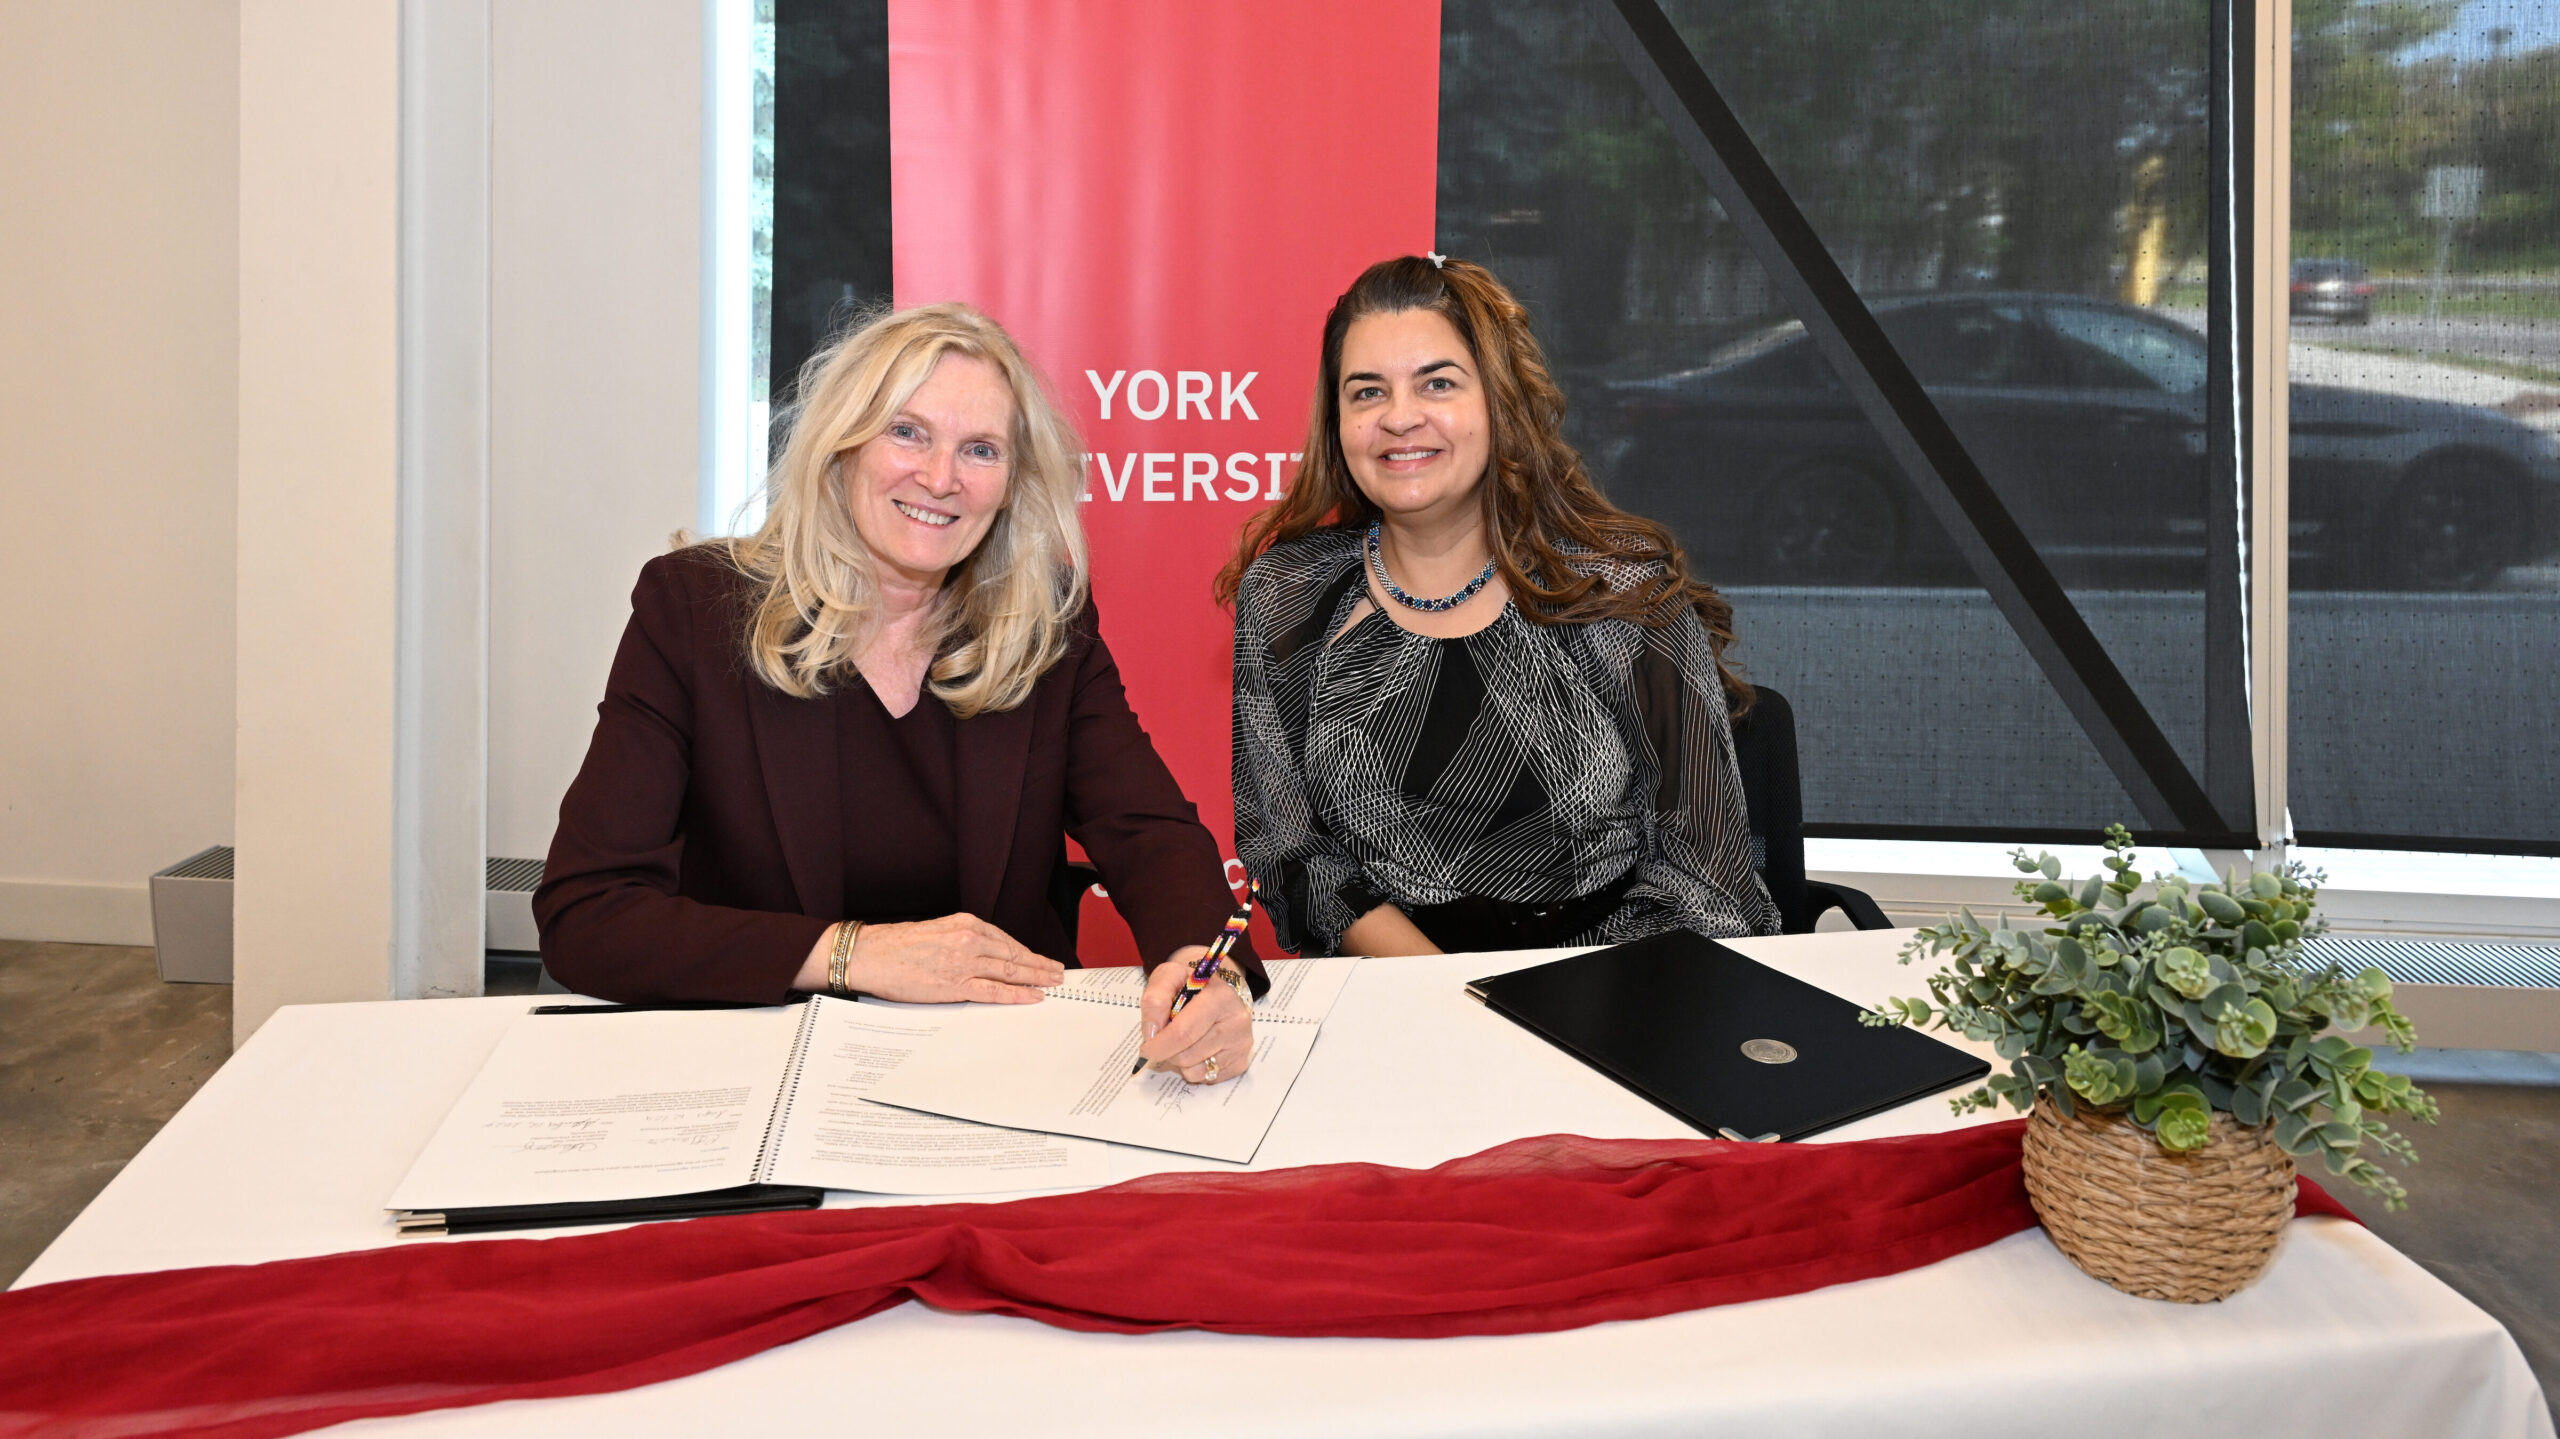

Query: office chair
1056;684;1887;958
1727;685;1892;935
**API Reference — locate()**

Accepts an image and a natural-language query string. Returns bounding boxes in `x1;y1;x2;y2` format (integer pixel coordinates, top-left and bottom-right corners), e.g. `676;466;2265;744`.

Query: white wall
0;2;241;945
232;0;405;1041
487;0;706;862
0;0;704;954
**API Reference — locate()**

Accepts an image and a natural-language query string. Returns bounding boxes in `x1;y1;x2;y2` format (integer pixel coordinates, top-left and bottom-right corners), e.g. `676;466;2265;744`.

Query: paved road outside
2299;310;2560;373
2167;304;2560;408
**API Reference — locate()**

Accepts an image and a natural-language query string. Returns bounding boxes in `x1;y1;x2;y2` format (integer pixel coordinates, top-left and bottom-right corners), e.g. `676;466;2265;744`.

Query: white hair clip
1426;251;1447;270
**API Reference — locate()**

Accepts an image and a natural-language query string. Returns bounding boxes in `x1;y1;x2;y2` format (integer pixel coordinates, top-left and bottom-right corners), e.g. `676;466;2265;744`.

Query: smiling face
842;352;1016;592
1336;307;1493;531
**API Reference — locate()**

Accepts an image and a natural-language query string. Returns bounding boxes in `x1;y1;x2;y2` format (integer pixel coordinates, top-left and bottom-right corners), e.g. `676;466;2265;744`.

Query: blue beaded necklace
1366;521;1498;614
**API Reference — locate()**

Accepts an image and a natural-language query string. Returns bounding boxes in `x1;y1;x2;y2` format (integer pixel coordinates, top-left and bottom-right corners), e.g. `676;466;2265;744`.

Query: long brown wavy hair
1214;254;1750;712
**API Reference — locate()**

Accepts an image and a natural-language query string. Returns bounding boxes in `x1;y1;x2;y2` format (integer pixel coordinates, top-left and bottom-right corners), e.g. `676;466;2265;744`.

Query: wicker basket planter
2021;1094;2297;1303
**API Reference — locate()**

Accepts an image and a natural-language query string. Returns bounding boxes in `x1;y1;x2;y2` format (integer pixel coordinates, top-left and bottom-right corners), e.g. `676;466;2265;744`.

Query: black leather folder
1465;930;1990;1142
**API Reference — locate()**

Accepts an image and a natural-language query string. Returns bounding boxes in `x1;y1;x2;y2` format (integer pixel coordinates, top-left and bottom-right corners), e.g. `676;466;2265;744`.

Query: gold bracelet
827;921;863;998
1218;963;1253;1009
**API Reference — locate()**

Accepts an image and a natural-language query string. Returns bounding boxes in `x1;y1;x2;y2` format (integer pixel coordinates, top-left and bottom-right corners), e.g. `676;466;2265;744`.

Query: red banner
891;1;1441;961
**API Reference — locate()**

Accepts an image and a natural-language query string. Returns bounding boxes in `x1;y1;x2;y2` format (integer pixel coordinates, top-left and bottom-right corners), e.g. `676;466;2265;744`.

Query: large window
758;0;2560;863
1441;0;2241;844
2289;0;2560;854
701;0;778;537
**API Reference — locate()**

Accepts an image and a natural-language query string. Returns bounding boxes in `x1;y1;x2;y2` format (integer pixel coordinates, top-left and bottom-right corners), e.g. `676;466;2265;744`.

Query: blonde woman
539;303;1259;1085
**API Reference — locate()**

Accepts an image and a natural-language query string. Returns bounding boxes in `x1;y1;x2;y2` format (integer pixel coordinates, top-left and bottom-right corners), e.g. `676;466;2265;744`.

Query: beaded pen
1131;880;1257;1075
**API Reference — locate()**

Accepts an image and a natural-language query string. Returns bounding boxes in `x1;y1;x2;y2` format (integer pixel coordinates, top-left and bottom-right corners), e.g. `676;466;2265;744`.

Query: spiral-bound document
386;998;1111;1233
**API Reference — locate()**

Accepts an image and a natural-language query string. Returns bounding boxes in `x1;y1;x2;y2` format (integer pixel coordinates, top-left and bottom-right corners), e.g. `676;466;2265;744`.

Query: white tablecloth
19;931;2552;1438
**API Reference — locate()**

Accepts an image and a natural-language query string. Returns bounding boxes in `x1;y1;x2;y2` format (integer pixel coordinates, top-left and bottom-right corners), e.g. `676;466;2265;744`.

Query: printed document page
387;1007;791;1211
764;997;1109;1193
860;957;1358;1164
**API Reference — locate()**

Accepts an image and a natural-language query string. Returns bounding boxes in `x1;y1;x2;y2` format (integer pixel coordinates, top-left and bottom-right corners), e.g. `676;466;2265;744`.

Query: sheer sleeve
1580;608;1781;941
1230;539;1384;955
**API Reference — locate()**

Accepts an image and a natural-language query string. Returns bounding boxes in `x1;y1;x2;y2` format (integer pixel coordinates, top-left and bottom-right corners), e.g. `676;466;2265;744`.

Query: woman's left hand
1137;945;1254;1084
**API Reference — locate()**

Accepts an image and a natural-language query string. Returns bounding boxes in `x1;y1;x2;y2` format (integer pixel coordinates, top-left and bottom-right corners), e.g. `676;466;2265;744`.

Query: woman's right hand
798;915;1066;1003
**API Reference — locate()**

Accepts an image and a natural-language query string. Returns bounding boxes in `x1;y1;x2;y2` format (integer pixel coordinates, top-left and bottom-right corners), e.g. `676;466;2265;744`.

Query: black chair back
1049;687;1877;956
1728;685;1811;933
1727;684;1892;935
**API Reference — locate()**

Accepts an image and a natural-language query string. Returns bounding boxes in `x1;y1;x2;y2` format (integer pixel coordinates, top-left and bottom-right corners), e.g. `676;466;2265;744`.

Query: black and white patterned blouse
1232;527;1780;954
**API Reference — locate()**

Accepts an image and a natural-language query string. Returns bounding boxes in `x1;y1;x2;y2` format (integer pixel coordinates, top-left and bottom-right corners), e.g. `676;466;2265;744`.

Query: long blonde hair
724;302;1088;716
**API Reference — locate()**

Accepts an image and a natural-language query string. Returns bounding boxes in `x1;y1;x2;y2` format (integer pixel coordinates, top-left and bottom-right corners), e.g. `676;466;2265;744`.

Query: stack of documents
387;958;1357;1232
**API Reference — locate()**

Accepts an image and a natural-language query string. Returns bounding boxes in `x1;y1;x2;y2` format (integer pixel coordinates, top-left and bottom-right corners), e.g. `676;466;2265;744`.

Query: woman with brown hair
1220;255;1778;956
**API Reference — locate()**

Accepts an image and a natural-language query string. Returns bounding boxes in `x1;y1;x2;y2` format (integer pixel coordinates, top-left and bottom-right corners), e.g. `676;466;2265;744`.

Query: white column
2249;0;2292;859
235;0;490;1044
398;0;493;1003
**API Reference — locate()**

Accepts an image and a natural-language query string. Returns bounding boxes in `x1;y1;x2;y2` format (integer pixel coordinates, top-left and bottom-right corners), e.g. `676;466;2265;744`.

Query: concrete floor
1;940;229;1287
2;939;2553;1412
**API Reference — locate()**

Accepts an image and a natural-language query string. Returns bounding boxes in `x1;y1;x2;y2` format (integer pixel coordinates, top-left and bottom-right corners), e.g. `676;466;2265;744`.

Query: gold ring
1204;1053;1220;1082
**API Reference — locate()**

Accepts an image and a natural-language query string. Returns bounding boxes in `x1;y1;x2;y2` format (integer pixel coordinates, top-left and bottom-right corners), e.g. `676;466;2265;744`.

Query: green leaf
2064;1045;2140;1107
2157;947;2214;1000
2315;987;2374;1035
2132;1050;2169;1093
2198;1072;2237;1111
2231;1081;2268;1126
2084;990;2146;1042
2241;918;2276;952
2273;1111;2315;1152
2041;853;2062;881
2156;1104;2213;1151
2250;871;2283;900
2197;890;2246;924
2134;1083;2206;1124
2212;997;2279;1059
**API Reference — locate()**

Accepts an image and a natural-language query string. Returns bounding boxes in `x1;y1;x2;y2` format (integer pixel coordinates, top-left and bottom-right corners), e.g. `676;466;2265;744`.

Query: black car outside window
2042;306;2208;395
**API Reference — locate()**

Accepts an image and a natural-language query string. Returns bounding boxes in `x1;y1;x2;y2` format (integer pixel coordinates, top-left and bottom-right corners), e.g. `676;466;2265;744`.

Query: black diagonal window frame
773;0;2269;850
1582;0;2259;849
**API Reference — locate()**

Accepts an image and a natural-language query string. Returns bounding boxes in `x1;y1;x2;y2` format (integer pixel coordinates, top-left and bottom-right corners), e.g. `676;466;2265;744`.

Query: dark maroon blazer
536;547;1257;1005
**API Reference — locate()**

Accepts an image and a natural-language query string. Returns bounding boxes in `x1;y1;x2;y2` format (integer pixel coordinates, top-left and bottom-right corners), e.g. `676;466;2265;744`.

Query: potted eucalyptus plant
1863;825;2437;1301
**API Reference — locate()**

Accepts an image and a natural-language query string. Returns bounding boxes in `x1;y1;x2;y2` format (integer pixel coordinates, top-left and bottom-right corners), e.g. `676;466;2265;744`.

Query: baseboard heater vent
144;850;548;983
2312;935;2560;1052
486;857;543;953
150;845;235;983
2307;935;2560;990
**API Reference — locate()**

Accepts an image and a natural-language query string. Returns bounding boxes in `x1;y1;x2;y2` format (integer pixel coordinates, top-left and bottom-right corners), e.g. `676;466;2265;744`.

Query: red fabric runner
0;1122;2356;1439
